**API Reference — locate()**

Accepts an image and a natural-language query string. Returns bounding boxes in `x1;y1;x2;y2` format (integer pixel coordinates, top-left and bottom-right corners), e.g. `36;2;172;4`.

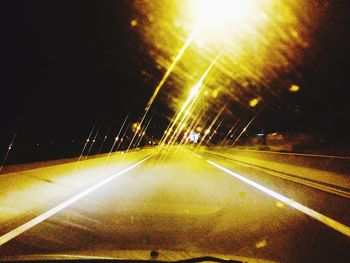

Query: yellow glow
194;0;256;28
133;0;321;122
132;123;141;133
144;29;198;111
133;0;323;148
255;239;267;249
189;0;273;45
130;19;138;27
189;82;202;99
249;98;259;107
276;201;284;208
289;84;300;92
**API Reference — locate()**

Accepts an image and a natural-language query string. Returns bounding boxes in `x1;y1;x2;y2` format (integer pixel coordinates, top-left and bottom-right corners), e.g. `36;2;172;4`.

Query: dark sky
1;0;350;162
1;1;152;138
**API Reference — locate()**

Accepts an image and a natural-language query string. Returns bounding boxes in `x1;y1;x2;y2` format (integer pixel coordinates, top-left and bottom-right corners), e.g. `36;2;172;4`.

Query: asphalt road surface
1;146;350;262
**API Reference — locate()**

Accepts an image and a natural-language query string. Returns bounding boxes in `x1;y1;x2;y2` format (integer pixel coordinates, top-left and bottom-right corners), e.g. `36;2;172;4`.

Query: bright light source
289;84;300;92
189;82;202;99
194;0;254;28
189;0;270;44
189;132;199;143
249;98;259;107
130;19;138;27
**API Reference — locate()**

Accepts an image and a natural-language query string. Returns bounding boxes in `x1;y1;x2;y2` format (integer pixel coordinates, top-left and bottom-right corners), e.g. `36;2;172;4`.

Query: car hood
0;249;276;262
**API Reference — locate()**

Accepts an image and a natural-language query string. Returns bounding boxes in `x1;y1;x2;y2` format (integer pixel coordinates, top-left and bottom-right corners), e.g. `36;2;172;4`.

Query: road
1;146;350;262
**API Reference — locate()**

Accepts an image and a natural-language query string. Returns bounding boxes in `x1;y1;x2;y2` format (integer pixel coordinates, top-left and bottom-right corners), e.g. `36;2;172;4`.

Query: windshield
1;1;350;262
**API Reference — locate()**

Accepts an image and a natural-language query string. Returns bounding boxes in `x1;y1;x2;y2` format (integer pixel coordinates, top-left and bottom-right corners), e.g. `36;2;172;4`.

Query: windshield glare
0;1;350;262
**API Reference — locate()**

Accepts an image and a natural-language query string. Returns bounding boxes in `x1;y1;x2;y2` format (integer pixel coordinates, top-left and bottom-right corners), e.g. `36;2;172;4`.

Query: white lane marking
207;160;350;237
235;160;350;199
192;152;202;159
0;155;154;246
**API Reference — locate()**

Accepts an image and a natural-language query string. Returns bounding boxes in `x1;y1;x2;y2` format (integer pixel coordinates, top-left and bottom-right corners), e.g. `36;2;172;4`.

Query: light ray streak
0;131;17;173
136;116;153;147
86;127;101;156
206;118;224;144
97;122;114;154
232;109;262;147
145;28;198;112
105;114;129;160
222;119;240;146
74;119;98;170
116;123;129;152
198;105;226;146
161;51;222;145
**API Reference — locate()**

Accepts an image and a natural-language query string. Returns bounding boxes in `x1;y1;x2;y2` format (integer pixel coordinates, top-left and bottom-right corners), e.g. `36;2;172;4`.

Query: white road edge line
0;154;154;246
207;160;350;237
192;152;202;159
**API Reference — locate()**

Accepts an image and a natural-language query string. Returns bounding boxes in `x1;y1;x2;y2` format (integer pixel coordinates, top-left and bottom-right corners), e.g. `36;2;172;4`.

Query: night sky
1;0;350;163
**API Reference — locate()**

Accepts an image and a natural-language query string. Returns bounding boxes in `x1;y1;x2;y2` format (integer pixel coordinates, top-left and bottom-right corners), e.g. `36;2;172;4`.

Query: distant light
291;30;299;38
86;139;90;142
257;133;264;136
205;129;210;135
115;137;119;141
92;139;96;143
189;132;199;143
130;19;138;27
104;136;107;139
255;239;267;249
249;98;259;107
212;89;219;98
289;84;300;92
